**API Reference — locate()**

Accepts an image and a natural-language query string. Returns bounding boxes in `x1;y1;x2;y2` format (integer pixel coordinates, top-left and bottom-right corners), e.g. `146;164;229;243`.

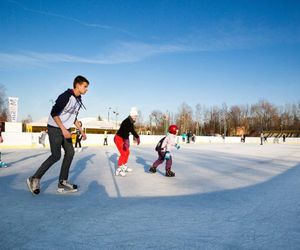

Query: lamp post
108;107;111;123
113;110;119;128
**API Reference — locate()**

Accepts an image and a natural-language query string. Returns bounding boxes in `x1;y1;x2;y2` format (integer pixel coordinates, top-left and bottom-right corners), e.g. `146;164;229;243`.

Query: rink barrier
0;132;299;148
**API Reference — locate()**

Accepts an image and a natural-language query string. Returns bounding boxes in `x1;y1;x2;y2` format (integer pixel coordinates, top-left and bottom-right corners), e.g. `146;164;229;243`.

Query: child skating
114;107;140;176
27;75;89;195
149;124;180;177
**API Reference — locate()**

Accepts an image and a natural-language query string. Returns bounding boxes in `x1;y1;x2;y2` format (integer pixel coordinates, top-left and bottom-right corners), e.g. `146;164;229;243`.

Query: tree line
140;101;300;136
1;84;299;136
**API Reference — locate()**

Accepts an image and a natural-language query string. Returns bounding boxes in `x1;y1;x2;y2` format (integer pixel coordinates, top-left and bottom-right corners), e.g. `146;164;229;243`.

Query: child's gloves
164;151;171;160
175;144;180;150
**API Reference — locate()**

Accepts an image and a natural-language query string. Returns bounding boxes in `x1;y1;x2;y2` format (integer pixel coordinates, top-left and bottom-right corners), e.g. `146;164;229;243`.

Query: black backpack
155;136;166;151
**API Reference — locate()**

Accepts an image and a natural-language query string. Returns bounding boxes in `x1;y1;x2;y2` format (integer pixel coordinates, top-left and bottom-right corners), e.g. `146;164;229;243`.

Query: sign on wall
8;97;18;122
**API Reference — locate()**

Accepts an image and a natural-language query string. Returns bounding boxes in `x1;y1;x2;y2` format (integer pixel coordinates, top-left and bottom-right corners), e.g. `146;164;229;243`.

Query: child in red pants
114;107;140;176
150;124;180;177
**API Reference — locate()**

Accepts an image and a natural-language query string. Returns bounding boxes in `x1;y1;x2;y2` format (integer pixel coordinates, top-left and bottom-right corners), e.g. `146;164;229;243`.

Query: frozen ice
0;143;300;249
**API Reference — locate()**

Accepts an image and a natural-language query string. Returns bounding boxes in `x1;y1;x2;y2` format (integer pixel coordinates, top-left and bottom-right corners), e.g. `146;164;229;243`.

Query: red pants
114;135;130;167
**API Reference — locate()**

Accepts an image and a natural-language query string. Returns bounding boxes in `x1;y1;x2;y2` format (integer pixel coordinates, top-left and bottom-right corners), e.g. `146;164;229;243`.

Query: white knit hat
130;107;138;117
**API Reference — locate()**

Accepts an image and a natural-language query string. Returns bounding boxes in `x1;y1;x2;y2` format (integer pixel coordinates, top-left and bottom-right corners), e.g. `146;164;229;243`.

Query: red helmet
168;124;178;135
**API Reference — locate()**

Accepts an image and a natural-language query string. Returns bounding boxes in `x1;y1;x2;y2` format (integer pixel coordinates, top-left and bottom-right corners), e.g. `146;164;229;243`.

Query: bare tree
149;110;164;134
22;115;33;124
195;104;206;135
176;103;193;133
0;84;8;122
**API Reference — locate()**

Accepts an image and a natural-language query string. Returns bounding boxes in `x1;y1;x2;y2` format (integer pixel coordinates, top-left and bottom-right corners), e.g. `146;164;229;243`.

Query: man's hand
62;128;72;139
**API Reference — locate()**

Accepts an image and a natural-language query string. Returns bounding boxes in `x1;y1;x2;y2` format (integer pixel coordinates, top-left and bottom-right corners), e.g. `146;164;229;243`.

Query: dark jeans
152;151;172;171
33;126;75;181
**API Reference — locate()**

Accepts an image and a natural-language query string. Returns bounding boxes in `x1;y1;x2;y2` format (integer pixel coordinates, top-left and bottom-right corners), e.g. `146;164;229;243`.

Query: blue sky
1;0;300;122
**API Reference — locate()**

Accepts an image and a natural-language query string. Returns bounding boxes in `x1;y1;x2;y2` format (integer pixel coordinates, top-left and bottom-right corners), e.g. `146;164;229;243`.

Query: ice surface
1;143;300;249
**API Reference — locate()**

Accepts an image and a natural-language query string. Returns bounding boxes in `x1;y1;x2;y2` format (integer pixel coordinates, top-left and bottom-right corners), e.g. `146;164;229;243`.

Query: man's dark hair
73;75;89;88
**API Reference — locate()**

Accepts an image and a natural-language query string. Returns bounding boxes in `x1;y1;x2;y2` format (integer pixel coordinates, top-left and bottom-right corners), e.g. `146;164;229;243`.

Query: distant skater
114;107;140;176
103;130;108;146
39;130;48;148
74;121;83;152
260;132;264;145
27;75;89;195
241;134;245;143
149;124;180;177
0;124;7;168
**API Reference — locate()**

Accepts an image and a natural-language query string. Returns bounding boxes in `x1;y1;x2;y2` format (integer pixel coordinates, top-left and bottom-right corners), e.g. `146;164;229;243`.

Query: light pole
113;110;119;128
108;107;111;123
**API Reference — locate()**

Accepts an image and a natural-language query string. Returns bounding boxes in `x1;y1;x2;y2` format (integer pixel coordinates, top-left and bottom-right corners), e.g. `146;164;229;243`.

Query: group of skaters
26;75;180;196
260;132;286;145
181;131;196;143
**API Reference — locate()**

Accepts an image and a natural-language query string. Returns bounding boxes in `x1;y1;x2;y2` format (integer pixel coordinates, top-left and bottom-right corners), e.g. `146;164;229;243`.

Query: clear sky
1;0;300;122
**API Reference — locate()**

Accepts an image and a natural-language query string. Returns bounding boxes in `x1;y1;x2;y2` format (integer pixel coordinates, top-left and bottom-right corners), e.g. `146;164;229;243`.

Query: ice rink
1;143;300;249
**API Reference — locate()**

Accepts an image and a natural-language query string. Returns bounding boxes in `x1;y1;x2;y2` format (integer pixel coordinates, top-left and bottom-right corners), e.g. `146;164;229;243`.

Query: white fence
0;132;299;148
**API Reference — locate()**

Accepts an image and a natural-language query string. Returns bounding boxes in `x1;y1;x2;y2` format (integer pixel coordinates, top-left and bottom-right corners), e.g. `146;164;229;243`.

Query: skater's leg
165;156;172;171
33;127;63;179
114;135;127;166
165;156;175;177
75;137;79;148
152;151;165;168
124;148;130;165
114;135;127;176
59;136;75;181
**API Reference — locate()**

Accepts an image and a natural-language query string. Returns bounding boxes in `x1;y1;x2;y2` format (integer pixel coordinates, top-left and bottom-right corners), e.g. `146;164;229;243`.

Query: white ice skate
115;167;126;177
123;164;132;172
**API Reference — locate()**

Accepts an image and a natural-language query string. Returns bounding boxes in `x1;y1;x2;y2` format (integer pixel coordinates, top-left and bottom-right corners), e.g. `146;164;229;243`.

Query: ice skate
165;169;175;177
0;161;8;168
115;167;126;176
123;164;132;172
57;180;78;193
149;166;156;173
27;177;40;195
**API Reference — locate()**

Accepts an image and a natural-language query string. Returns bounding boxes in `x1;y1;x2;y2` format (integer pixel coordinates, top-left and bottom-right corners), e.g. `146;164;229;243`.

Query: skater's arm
53;116;72;139
130;123;139;140
50;90;71;117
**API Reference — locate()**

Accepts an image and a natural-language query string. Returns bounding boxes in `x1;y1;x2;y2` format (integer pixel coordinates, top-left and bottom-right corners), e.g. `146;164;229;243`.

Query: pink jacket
161;133;178;152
